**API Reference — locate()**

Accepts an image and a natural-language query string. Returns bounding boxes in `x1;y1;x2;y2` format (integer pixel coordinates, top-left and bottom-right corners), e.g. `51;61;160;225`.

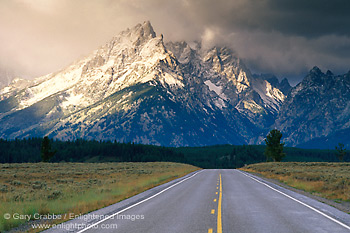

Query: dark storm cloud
0;0;349;86
183;0;350;37
178;0;350;83
268;0;350;37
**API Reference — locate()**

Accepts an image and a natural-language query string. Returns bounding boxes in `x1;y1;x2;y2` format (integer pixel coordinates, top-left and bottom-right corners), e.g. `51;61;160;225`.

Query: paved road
43;169;350;233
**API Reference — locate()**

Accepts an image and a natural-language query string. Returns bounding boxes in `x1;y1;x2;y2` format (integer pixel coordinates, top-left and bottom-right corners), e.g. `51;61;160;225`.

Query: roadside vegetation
0;137;349;231
0;162;198;232
241;162;350;202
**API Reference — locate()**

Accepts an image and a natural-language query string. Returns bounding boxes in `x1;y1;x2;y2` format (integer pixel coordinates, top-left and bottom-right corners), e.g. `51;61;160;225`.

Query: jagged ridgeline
0;21;349;148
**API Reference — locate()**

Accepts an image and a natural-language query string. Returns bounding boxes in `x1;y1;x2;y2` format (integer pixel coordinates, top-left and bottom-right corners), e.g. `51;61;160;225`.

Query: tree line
0;138;186;164
0;135;347;168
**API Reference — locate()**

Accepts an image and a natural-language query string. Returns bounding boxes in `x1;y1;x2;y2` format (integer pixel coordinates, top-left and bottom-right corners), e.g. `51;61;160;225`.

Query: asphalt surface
43;169;350;233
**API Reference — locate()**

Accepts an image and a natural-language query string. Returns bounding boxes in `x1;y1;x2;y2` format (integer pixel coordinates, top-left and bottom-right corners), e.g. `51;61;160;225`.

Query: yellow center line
208;229;213;233
211;209;215;214
216;192;218;195
214;199;217;202
217;173;222;233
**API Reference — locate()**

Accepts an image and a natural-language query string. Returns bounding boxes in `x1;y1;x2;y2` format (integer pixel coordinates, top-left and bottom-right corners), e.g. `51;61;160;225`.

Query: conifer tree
335;143;346;162
41;136;56;162
264;129;285;162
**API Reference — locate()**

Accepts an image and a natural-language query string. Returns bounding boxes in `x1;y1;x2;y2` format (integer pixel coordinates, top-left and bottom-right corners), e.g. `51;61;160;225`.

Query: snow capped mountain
1;21;346;148
7;22;177;112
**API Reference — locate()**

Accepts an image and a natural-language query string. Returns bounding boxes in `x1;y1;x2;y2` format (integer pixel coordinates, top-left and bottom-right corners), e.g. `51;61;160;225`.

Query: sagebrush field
0;162;199;232
241;162;350;202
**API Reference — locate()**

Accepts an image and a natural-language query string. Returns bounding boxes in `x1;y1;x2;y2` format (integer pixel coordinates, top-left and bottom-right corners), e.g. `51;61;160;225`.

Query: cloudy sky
1;0;350;86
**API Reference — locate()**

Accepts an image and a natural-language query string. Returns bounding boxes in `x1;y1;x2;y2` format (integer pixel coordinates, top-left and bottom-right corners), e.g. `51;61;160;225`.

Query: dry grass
241;162;350;202
0;162;199;232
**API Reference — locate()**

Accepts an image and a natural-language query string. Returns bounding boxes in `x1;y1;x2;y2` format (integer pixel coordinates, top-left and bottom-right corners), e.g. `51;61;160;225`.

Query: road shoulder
238;170;350;228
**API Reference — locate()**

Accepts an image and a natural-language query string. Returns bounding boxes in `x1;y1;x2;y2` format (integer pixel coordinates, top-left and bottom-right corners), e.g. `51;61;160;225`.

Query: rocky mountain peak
275;68;350;148
164;41;195;64
2;21;348;149
133;21;156;41
265;75;279;87
303;66;329;86
326;70;334;76
279;78;291;94
252;74;291;95
142;21;156;35
310;66;322;75
302;68;349;90
112;21;156;47
280;78;290;85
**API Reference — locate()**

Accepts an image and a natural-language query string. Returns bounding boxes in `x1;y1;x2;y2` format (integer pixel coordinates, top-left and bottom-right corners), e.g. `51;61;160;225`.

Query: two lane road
45;170;350;233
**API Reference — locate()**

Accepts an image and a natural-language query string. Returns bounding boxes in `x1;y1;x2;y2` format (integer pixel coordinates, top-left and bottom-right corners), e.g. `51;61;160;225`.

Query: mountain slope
275;67;350;148
166;42;288;133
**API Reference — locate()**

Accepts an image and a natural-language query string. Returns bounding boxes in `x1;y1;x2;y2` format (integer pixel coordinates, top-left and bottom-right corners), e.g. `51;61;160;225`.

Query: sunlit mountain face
0;22;349;149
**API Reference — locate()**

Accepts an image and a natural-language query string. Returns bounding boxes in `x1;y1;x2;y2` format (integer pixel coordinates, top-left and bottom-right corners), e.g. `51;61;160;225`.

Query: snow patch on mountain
160;73;184;87
204;80;227;100
242;100;264;114
19;67;84;109
61;93;85;109
0;78;33;101
214;98;226;109
251;78;285;112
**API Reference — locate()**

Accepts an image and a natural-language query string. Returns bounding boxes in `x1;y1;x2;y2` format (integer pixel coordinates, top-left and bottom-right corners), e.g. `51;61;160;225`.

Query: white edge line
237;170;350;230
76;170;203;233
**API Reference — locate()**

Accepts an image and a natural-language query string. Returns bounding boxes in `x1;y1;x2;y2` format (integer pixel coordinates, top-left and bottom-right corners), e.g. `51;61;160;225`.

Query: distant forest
0;138;347;168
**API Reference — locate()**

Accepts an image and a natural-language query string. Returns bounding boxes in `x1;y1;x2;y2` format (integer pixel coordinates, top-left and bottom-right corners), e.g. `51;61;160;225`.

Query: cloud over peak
0;0;349;85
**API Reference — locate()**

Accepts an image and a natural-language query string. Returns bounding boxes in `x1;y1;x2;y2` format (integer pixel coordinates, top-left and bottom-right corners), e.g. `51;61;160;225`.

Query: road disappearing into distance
43;170;350;233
